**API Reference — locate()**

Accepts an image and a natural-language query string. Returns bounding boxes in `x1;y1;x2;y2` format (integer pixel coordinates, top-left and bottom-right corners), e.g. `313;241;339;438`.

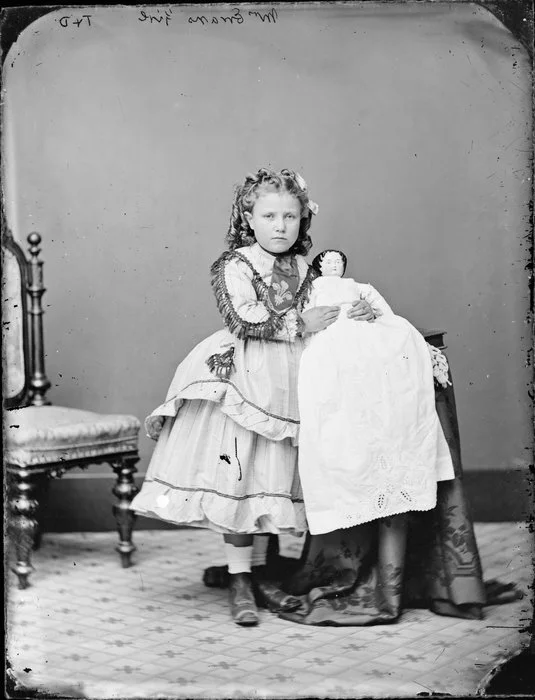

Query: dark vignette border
0;1;533;64
1;1;533;697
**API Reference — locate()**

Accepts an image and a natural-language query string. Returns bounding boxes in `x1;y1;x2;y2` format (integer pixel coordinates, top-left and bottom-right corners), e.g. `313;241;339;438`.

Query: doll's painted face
244;190;302;255
320;251;345;277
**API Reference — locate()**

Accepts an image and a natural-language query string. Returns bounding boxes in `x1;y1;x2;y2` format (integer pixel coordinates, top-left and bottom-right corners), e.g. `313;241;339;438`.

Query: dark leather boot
252;566;302;613
228;572;259;626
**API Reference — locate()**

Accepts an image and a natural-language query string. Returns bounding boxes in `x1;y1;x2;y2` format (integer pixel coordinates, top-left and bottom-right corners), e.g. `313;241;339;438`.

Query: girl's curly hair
225;168;314;256
311;249;348;276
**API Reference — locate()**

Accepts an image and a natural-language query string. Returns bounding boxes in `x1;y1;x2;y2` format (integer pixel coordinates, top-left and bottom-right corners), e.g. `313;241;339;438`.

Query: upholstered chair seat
4;231;141;589
6;407;140;467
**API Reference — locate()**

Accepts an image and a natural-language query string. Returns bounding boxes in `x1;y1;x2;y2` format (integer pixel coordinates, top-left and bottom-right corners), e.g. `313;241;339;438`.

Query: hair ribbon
294;172;319;216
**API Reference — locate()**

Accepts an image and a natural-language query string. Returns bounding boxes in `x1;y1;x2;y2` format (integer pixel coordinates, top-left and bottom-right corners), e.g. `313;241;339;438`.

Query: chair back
2;228;50;409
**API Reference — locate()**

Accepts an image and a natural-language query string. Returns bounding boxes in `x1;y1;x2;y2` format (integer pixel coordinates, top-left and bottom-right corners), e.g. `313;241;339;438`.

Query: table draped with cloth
201;338;519;624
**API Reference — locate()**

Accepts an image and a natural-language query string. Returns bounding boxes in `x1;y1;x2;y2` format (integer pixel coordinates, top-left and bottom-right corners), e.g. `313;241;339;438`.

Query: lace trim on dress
426;343;452;389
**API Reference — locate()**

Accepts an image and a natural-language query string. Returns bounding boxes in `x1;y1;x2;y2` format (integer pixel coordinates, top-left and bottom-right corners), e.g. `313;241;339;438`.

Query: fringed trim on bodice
210;250;318;340
294;265;319;310
210;251;285;340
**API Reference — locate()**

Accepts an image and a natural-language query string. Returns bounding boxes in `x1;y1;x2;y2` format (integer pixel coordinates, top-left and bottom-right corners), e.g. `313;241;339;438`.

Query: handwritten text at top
138;8;173;26
57;15;92;28
187;7;278;26
55;7;279;30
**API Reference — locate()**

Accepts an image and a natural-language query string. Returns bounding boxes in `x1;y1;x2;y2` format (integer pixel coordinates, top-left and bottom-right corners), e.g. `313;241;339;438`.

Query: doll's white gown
297;276;454;535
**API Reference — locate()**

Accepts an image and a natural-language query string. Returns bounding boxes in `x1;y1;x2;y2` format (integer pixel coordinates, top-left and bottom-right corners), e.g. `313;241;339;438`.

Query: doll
297;250;455;535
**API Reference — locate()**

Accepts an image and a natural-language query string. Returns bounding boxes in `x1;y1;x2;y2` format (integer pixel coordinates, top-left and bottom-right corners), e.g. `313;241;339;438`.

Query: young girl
130;169;354;626
297;249;455;536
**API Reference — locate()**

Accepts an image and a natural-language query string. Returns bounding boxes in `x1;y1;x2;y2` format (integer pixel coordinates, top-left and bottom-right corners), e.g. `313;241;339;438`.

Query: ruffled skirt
130;329;307;534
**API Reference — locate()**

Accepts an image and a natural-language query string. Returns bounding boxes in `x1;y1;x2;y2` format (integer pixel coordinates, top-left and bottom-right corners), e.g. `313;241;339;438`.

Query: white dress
130;244;315;535
297;276;455;535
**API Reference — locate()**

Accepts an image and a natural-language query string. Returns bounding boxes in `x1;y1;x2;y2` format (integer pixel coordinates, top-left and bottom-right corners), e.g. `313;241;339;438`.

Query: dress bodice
210;243;316;342
235;244;310;288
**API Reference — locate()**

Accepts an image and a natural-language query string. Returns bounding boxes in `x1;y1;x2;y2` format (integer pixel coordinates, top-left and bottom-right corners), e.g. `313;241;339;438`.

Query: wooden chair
4;230;141;589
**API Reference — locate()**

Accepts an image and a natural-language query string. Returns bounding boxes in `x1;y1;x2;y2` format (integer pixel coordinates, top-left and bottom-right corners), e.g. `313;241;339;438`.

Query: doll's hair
225;168;313;256
312;249;348;276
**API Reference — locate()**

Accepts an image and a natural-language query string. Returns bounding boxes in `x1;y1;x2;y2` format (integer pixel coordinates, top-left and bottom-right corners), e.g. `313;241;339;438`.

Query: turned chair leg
33;475;51;551
111;456;139;568
9;467;40;589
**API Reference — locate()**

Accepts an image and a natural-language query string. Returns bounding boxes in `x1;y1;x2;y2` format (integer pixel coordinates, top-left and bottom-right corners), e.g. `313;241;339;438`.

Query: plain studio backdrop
2;2;532;528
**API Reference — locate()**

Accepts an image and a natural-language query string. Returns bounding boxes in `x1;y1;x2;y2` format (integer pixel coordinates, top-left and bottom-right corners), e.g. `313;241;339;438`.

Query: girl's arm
358;283;394;318
210;252;302;341
300;285;318;313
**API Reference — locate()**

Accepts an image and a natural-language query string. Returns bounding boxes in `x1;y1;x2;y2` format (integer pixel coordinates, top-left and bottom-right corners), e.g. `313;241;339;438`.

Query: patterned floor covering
6;522;533;698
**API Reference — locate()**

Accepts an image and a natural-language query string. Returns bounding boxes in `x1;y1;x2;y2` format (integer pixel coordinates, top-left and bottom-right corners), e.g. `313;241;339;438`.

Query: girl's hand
301;306;340;333
145;415;165;441
347;297;375;322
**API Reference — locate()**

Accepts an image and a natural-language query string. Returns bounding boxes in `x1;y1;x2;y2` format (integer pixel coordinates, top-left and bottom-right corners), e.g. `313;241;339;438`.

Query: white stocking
225;543;253;574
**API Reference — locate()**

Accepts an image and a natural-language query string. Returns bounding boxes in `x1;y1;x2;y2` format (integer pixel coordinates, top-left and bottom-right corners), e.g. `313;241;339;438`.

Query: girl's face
320;251;345;277
244;191;302;255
